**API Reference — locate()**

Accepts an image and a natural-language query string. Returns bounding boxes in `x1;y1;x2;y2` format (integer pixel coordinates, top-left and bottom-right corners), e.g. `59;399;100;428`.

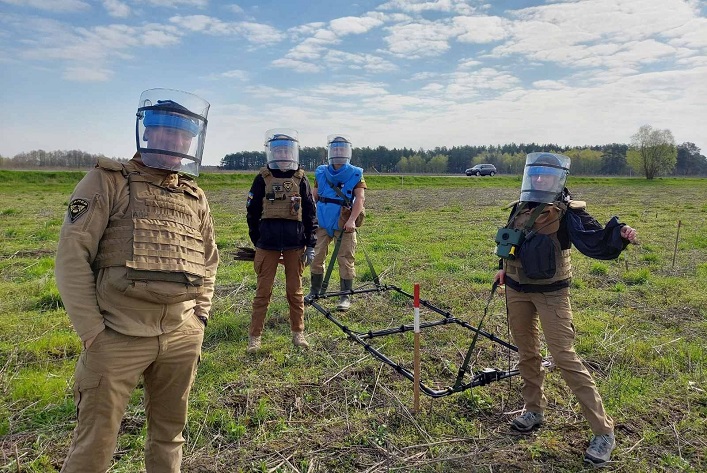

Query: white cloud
103;0;130;18
452;15;509;43
271;57;321;73
329;15;385;36
168;15;285;44
214;69;249;80
384;21;453;58
144;0;207;7
225;4;244;15
62;65;113;81
0;0;89;11
378;0;477;15
288;22;327;40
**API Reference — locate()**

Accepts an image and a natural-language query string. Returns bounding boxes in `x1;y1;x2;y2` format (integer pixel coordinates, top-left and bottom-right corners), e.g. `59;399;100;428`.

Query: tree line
221;137;706;178
3;128;706;178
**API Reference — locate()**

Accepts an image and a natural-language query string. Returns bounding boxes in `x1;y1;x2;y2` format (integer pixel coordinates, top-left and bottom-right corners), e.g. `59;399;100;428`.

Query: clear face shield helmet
265;128;299;171
327;135;352;166
519;152;571;204
136;88;210;177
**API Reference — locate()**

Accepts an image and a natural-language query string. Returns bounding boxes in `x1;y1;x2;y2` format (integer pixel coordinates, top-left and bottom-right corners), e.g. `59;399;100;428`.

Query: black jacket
501;190;629;292
246;168;317;251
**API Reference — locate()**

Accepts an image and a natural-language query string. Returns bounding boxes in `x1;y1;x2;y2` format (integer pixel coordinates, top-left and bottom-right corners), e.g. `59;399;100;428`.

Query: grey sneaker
510;411;544;432
584;433;615;467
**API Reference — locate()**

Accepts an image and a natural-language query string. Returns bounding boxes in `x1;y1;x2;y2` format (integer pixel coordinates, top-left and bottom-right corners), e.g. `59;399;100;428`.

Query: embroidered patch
283;180;293;192
68;198;89;222
246;191;254;207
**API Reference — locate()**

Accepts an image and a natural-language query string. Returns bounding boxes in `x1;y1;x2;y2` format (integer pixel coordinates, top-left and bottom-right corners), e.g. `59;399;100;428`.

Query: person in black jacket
246;129;317;352
493;153;637;467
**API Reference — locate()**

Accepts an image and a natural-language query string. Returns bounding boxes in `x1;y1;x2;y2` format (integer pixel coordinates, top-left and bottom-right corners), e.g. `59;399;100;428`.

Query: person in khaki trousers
493;153;637;468
307;134;366;311
245;129;317;353
55;88;219;472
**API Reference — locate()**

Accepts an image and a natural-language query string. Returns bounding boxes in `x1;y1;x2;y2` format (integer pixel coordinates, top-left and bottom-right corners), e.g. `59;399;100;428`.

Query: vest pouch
519;233;557;279
339;207;365;228
124;279;203;304
355;208;365;227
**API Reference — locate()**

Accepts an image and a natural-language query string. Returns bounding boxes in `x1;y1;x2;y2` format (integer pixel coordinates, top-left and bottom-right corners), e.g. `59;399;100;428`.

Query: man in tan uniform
55;88;219;472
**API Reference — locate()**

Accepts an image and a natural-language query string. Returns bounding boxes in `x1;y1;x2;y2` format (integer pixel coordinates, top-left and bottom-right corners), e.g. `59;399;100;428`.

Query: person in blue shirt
307;135;366;311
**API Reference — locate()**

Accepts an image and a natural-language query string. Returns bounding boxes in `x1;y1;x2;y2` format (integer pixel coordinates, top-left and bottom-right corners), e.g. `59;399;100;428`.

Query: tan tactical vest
92;158;207;285
260;167;304;221
504;202;572;285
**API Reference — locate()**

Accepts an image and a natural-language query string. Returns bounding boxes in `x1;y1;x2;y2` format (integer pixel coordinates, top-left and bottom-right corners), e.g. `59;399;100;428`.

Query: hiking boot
510;411;544;432
337;278;353;311
292;331;309;348
584;433;615;467
246;335;261;353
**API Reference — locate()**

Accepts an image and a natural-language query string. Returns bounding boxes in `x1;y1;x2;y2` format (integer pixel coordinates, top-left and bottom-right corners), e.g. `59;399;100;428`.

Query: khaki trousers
506;286;614;435
61;315;204;473
310;227;357;279
250;248;305;337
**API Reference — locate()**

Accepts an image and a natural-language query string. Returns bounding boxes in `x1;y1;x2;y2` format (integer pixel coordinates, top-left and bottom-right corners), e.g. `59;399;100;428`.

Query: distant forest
3;142;706;176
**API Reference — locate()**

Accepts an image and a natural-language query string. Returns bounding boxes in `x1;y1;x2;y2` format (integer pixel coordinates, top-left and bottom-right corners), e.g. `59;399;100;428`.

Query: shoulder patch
569;200;587;210
68;198;90;222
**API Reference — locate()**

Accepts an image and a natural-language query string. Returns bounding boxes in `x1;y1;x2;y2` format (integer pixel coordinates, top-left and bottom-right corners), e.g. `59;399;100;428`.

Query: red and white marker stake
413;283;420;413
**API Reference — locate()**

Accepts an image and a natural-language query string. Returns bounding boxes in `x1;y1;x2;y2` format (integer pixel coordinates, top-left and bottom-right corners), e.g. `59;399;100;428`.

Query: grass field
0;170;705;472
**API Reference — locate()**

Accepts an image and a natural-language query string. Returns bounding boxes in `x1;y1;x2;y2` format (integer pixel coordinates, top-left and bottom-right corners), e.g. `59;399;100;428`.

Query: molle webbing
261;168;304;221
93;173;206;281
504;203;571;284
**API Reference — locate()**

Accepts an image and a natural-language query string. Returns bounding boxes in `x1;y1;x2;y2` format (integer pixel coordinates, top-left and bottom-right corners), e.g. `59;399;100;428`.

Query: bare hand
621;225;638;244
344;219;356;232
494;269;505;287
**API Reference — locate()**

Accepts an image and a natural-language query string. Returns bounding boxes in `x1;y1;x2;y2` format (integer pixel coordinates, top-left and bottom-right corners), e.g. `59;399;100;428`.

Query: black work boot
337;278;353;311
306;273;323;302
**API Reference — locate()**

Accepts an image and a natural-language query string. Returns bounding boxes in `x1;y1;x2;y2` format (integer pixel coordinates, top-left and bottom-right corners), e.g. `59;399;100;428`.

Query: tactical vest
504;201;572;285
315;164;363;236
92;158;207;285
260;167;304;221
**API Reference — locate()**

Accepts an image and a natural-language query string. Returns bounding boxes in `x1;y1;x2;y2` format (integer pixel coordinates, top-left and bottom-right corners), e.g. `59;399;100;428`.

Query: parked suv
465;164;497;176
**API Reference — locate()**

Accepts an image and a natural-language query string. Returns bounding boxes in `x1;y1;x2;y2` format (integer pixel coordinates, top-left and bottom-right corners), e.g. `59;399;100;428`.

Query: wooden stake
672;220;681;268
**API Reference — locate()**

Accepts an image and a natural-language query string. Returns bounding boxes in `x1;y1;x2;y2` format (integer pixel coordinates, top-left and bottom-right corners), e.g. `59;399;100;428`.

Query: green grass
0;170;706;472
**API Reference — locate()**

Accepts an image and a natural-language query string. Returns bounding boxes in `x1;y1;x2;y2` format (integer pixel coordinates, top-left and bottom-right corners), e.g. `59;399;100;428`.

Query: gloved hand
301;246;315;266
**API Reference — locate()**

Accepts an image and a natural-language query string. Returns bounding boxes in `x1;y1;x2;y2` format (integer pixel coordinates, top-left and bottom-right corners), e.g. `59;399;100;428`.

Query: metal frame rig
305;260;526;398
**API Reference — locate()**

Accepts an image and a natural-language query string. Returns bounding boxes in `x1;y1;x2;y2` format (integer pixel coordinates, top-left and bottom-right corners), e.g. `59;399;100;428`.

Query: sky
1;0;705;167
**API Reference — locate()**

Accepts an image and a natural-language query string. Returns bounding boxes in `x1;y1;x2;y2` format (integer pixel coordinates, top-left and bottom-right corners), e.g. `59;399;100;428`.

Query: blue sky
1;0;705;167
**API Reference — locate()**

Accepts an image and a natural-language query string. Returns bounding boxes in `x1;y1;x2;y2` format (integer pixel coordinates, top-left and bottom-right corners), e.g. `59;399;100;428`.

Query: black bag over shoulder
519;233;557;279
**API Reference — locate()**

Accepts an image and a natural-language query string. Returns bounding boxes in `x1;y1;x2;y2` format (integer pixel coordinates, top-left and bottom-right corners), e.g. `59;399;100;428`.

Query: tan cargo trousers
310;228;357;279
250;248;305;337
61;315;204;473
505;286;614;435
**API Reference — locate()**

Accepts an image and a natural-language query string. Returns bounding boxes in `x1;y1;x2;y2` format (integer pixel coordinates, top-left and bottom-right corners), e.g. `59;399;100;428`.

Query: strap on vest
325;176;352;208
318;196;346;206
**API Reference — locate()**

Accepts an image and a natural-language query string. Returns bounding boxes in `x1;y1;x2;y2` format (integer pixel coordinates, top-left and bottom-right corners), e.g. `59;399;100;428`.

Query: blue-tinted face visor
143;110;199;136
265;131;299;171
327;139;352;165
136;89;209;177
520;153;570;203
